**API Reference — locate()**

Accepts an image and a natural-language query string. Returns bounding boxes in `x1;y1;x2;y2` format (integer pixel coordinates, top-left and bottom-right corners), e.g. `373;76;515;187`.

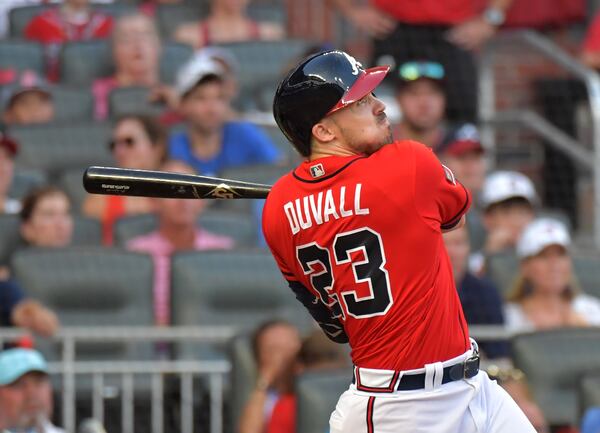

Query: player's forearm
238;389;269;433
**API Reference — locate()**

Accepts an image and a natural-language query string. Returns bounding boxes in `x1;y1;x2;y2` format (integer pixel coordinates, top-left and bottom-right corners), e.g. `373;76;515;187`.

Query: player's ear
311;119;336;144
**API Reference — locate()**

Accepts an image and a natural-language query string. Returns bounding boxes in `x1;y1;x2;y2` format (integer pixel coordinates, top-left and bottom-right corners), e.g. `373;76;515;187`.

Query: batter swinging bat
83;166;272;199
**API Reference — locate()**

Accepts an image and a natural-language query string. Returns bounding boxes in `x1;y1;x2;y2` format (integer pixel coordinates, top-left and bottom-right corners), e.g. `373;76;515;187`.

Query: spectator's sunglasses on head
108;137;137;151
398;61;445;82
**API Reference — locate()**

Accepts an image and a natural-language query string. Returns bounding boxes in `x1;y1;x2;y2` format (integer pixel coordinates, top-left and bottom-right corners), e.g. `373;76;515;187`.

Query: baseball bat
83;166;271;199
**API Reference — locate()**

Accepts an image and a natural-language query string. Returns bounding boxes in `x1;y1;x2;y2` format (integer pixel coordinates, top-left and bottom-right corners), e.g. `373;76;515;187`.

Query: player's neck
309;141;362;160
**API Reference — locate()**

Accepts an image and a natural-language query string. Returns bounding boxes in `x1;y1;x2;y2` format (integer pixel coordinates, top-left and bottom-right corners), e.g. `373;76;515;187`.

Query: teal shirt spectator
168;121;282;176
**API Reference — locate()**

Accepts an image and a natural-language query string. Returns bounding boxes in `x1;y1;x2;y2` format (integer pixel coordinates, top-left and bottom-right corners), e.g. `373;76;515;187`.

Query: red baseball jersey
262;140;471;371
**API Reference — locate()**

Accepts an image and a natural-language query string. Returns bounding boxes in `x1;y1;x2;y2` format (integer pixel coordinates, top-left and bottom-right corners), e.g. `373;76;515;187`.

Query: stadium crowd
1;0;600;432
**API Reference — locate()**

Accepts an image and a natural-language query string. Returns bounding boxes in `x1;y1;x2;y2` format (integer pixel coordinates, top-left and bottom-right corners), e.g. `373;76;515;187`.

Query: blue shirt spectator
0;279;25;327
169;121;281;176
582;407;600;433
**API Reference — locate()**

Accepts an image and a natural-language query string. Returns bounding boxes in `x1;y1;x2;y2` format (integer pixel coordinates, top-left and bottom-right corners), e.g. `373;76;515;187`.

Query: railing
479;29;600;248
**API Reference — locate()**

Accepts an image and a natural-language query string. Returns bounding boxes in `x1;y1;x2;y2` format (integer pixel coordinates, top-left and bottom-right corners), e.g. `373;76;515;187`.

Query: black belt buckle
463;355;480;379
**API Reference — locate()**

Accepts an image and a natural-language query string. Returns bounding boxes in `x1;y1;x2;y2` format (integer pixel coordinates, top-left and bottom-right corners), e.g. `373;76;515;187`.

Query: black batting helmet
273;50;390;157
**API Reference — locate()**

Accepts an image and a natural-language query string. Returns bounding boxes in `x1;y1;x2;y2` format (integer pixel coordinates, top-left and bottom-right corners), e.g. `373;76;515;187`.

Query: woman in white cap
505;218;600;332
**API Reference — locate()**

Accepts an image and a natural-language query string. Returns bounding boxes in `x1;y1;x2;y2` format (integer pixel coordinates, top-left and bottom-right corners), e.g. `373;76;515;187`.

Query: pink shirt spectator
127;228;234;325
92;76;118;120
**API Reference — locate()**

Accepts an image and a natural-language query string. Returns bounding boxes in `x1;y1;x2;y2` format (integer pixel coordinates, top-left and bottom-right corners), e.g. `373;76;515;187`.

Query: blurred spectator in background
126;160;234;326
0;132;20;215
1;70;55;126
0;0;42;38
443;225;508;359
238;319;301;433
581;407;600;433
1;279;59;337
580;11;600;70
0;348;64;433
330;0;512;122
83;114;166;244
505;218;600;332
174;0;284;50
169;54;282;176
24;0;114;81
139;0;183;17
297;329;349;372
393;61;446;148
470;171;537;275
92;13;174;120
20;186;73;249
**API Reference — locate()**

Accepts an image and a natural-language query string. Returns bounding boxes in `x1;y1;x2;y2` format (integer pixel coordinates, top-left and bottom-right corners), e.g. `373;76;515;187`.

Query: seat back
228;334;257;431
0;40;44;73
108;86;165;118
512;328;600;425
580;375;600;416
486;252;519;299
0;214;20;267
8;169;47;200
51;86;94;121
155;3;206;39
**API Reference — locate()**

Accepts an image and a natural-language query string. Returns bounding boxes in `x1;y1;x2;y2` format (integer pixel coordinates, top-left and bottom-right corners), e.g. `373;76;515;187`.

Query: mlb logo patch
310;163;325;178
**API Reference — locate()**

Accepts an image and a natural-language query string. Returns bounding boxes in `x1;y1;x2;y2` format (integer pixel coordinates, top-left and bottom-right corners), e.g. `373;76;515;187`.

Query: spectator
0;0;41;38
92;13;173;120
581;407;600;433
169;54;282;176
1;70;54;126
470;170;537;275
0;132;20;215
330;0;513;122
20;186;73;249
138;0;183;17
173;0;284;50
83;114;166;244
505;218;600;331
443;225;508;359
1;279;59;337
0;348;64;433
392;61;446;148
126;160;234;326
24;0;114;81
238;319;301;433
580;12;600;70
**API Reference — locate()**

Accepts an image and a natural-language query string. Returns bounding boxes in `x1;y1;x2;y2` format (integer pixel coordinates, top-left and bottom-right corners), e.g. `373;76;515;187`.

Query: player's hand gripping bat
83;166;271;199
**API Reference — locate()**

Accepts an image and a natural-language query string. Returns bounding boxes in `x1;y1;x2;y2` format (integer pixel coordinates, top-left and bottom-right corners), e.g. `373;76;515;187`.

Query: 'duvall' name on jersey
284;184;369;235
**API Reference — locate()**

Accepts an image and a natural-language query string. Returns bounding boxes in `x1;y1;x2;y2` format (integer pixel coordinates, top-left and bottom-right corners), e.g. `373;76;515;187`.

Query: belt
353;355;480;392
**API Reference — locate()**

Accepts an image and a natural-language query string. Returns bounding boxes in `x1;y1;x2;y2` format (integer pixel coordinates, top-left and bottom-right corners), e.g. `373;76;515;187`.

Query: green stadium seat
155;3;206;39
51;85;95;121
580;375;600;416
113;210;258;247
0;40;44;74
9;122;113;176
108;86;166;118
11;246;154;359
9;3;135;37
296;369;352;433
8;169;47;200
512;328;600;426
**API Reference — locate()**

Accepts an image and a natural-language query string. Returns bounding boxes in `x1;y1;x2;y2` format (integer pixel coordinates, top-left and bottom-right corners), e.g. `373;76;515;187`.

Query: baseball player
262;50;536;432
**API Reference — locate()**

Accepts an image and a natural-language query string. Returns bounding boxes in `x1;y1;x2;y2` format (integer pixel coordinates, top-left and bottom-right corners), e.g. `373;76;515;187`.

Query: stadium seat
11;246;154;359
57;167;92;213
51;86;95;122
113;210;258;247
155;3;207;39
228;334;257;432
0;40;44;74
572;253;600;299
580;375;600;416
483;252;519;299
8;169;47;200
512;328;600;426
9;3;136;37
0;215;20;267
221;163;290;186
108;86;166;118
247;4;287;25
296;369;352;433
71;215;102;246
9;122;113;176
158;42;194;85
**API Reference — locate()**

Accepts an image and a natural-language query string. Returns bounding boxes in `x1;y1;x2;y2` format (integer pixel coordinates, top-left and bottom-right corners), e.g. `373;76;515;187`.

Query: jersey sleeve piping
440;183;471;230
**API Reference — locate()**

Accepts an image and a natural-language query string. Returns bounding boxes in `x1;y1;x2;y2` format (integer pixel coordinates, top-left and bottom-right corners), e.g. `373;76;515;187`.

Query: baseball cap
517;218;571;259
480;171;537;209
0;348;48;386
436;123;484;156
396;61;445;88
1;69;51;110
175;54;225;98
0;129;18;157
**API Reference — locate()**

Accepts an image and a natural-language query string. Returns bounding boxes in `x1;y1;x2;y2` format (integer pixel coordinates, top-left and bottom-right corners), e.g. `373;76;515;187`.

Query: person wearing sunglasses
82;114;167;244
393;60;447;149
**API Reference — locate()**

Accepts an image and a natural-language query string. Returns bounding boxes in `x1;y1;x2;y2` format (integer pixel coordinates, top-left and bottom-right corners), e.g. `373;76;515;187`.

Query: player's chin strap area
352;341;480;393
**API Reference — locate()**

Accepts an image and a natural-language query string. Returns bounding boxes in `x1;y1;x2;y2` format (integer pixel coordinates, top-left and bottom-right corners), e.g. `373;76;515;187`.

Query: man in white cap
0;348;64;433
470;170;537;275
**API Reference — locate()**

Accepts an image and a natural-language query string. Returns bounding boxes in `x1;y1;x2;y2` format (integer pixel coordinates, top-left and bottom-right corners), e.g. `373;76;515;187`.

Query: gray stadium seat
113;210;258;247
580;375;600;416
108;86;166;118
512;328;600;426
159;42;194;84
11;246;154;359
296;370;352;433
573;254;600;299
50;86;94;121
8;169;47;200
0;214;20;267
0;40;44;74
71;215;102;246
229;334;257;432
486;252;519;299
247;4;287;25
9;3;135;37
9;122;113;176
155;3;206;39
221;163;289;186
57;167;92;213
